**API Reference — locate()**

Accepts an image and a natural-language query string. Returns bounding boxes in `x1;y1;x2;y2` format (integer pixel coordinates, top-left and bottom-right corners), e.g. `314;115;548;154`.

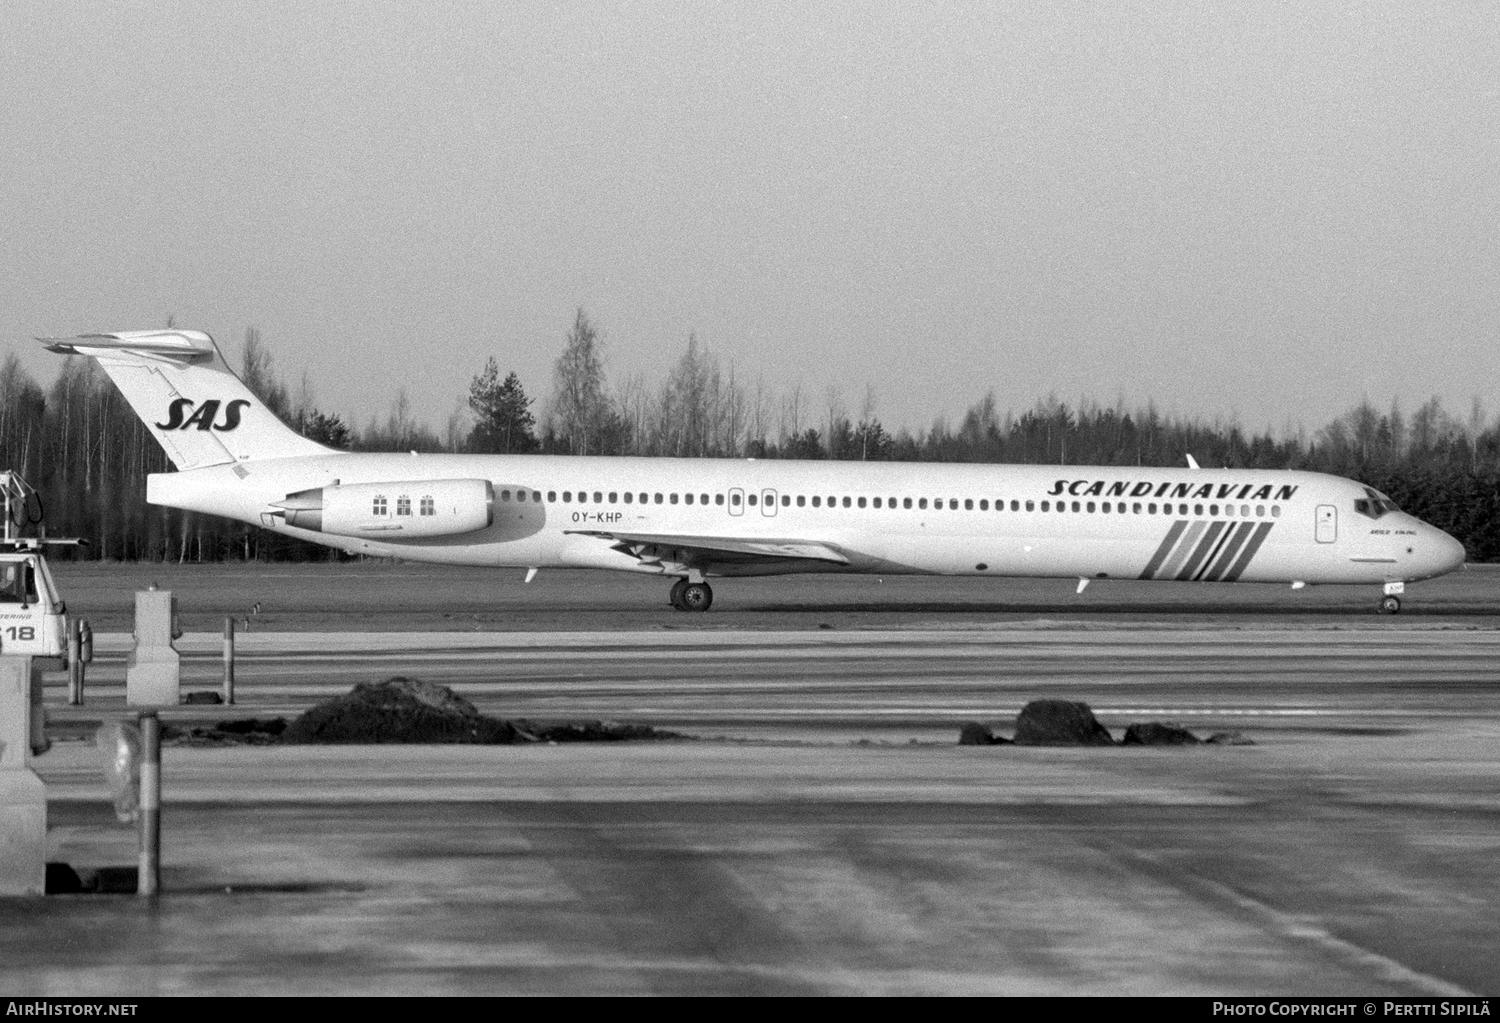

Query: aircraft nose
1435;530;1467;575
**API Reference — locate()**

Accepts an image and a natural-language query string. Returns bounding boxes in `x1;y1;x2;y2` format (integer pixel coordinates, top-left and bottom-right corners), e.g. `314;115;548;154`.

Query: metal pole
222;616;235;705
67;618;82;705
138;711;161;897
79;621;92;702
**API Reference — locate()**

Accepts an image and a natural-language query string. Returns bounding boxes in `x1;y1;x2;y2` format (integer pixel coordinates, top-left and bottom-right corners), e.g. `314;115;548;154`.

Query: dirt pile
515;720;685;743
164;718;287;746
1012;700;1116;746
274;677;687;745
955;703;1256;747
281;677;518;745
957;722;1010;746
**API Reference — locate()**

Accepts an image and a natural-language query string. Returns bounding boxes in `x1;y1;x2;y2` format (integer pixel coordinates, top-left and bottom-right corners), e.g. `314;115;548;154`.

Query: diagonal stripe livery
1140;519;1275;582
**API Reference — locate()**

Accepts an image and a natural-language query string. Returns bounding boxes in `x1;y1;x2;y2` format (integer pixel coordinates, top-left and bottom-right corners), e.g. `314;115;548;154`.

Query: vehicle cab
0;548;67;658
0;472;71;658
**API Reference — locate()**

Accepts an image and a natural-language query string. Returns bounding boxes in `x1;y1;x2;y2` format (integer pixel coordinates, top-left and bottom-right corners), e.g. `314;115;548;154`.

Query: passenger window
684;494;693;505
671;493;679;505
398;496;412;515
533;492;541;503
948;499;958;510
812;496;821;508
593;492;602;503
565;492;574;503
547;492;557;502
655;493;664;504
903;498;912;509
373;495;387;516
730;493;739;506
888;496;897;508
640;493;649;504
715;494;724;506
964;499;973;511
500;490;511;503
919;498;928;509
703;494;711;505
1041;501;1049;511
1086;502;1095;513
1071;501;1080;512
873;498;882;509
1272;506;1281;518
857;497;866;508
1025;500;1034;511
979;499;987;511
1012;500;1020;511
1225;503;1233;516
1101;502;1109;513
1148;503;1156;514
748;494;757;506
420;496;435;516
782;495;790;506
839;497;848;508
1256;505;1264;517
609;492;618;503
624;493;633;504
1210;504;1218;516
797;496;805;507
1194;504;1202;516
1178;504;1188;515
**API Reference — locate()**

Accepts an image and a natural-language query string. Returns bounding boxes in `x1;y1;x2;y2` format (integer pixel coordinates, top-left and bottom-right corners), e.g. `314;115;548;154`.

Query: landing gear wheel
1379;595;1401;615
669;578;688;610
679;581;713;613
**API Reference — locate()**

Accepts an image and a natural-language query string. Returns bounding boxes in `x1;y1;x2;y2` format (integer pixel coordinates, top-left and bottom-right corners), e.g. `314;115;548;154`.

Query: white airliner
42;329;1466;613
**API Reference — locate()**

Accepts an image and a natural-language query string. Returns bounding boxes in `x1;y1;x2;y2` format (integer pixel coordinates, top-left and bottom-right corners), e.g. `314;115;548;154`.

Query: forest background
4;310;1499;563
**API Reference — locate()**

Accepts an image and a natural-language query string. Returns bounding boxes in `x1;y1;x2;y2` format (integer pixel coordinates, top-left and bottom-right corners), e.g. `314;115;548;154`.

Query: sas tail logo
155;398;251;432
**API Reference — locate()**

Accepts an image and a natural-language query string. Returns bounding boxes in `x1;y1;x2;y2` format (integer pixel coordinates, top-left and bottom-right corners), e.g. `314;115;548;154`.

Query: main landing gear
669;578;713;612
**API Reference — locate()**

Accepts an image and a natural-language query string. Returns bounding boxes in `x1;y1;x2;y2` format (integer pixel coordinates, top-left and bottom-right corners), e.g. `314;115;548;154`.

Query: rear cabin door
1315;504;1337;543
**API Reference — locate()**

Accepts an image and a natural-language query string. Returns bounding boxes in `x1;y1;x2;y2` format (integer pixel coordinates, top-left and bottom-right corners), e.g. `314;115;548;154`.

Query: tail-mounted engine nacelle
270;479;494;539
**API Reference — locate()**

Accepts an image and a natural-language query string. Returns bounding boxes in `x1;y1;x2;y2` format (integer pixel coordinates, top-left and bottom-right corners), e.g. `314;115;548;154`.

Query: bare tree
241;327;292;420
550;309;611;455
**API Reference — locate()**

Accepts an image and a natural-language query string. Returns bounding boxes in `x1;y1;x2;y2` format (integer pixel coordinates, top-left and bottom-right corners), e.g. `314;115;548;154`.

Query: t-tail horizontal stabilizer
38;330;334;470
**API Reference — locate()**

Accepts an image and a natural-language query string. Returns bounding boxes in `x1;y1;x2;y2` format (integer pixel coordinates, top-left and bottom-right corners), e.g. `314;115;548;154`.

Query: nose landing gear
668;578;713;612
1379;581;1404;614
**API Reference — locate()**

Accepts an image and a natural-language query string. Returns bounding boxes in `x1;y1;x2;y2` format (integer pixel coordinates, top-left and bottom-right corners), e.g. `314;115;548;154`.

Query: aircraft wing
565;530;850;570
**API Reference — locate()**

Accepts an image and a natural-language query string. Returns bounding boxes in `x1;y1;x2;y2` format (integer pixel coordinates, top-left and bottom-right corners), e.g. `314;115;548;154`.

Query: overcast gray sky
3;1;1497;438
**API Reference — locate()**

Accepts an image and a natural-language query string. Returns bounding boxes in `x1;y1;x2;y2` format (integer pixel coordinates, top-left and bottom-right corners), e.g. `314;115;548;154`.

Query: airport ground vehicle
41;330;1468;613
0;473;70;656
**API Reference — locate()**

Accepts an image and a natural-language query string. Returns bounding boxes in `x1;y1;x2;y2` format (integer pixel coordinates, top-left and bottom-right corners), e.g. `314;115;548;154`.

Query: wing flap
565;530;850;568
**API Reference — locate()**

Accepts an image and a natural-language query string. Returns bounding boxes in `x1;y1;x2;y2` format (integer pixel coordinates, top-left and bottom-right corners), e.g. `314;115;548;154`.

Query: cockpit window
1354;487;1400;520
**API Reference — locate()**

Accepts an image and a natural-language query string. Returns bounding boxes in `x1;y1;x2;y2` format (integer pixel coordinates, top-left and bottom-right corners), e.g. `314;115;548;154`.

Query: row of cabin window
371;496;437;516
493;488;1283;520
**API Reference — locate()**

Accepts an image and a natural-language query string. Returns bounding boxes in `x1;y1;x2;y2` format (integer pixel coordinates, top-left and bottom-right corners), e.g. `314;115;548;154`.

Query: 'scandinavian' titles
1047;479;1299;501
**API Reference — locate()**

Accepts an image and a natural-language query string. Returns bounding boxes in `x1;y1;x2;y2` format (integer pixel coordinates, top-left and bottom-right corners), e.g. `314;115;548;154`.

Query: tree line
4;310;1500;562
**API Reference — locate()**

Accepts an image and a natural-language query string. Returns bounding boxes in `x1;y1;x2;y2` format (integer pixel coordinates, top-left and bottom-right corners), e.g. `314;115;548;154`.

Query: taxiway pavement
13;617;1500;995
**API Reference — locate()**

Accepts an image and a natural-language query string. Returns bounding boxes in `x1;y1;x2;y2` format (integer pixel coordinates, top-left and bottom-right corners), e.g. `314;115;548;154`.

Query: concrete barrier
0;656;46;895
126;588;180;707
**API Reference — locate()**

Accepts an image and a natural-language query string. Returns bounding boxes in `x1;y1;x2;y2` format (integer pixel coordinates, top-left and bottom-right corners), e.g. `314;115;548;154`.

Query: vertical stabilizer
38;330;333;469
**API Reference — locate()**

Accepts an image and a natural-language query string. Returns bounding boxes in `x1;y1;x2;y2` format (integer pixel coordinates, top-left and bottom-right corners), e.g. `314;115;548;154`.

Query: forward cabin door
761;489;778;517
1315;505;1337;543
